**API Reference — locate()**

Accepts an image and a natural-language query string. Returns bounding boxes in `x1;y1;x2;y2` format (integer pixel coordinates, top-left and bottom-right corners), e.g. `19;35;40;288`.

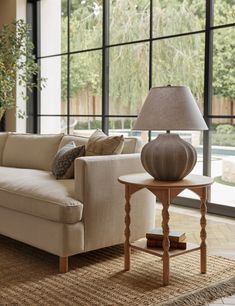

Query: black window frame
27;0;235;217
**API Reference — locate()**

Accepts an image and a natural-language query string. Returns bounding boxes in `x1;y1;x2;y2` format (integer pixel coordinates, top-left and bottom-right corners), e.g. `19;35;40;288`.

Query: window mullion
203;0;214;179
102;0;110;134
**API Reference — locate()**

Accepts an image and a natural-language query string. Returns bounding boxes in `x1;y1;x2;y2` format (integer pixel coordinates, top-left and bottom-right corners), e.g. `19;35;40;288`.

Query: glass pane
72;117;102;136
152;34;205;112
214;0;235;26
40;116;67;134
212;28;235;115
110;0;150;44
70;51;102;115
177;131;204;199
70;0;102;52
40;55;67;115
41;0;66;56
109;117;149;145
211;120;235;207
152;0;205;38
109;43;149;115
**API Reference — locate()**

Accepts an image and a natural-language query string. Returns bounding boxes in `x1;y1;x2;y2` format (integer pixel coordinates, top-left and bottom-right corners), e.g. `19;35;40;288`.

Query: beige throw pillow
52;142;85;179
86;129;124;156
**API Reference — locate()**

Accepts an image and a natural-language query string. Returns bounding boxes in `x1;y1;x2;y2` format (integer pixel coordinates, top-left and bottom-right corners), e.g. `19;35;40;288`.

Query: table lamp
133;86;208;181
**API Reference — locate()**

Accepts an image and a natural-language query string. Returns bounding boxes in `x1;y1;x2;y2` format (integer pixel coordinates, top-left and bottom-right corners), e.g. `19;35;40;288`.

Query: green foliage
213;28;235;99
109;43;149;114
109;119;122;130
153;0;205;36
212;133;235;146
61;1;102;101
216;124;235;135
0;19;45;117
212;124;235;146
60;0;234;114
212;0;235;99
124;119;132;129
152;34;204;105
74;119;101;130
110;0;149;44
108;0;206;111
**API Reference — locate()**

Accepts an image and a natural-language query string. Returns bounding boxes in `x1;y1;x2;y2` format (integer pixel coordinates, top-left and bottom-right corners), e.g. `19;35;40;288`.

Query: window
28;0;235;211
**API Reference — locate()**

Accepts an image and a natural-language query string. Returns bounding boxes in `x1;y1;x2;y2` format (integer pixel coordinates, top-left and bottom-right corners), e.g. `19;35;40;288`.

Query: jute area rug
0;236;234;306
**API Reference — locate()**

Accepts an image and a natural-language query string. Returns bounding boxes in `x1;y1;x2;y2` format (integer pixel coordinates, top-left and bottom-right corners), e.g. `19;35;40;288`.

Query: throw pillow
86;129;124;156
52;142;85;179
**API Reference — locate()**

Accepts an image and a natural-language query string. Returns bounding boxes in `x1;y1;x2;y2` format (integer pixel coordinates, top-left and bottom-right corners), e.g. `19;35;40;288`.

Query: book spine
145;234;186;243
147;239;187;249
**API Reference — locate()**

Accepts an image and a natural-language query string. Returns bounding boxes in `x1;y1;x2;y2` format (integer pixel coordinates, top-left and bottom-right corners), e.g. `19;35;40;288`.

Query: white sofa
0;132;155;272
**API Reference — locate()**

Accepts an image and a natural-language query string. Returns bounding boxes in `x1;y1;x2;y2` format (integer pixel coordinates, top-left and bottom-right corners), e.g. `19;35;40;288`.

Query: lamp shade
133;86;208;131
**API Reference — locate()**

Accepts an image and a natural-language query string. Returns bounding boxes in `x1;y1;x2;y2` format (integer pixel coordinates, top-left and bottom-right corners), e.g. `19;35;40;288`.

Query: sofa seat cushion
0;167;83;224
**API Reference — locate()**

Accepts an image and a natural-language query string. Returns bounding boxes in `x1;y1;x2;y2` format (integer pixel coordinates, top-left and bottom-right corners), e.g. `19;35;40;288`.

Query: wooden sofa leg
59;256;68;273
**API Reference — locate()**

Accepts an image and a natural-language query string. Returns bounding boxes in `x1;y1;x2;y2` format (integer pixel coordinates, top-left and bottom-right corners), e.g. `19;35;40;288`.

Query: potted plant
0;19;45;121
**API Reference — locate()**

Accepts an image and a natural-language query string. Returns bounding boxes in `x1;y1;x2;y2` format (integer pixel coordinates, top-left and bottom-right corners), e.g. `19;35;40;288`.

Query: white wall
40;0;62;134
0;0;17;132
0;0;62;133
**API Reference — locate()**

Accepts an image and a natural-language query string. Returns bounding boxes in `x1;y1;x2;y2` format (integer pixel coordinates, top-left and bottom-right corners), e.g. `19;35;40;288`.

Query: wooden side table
118;173;214;286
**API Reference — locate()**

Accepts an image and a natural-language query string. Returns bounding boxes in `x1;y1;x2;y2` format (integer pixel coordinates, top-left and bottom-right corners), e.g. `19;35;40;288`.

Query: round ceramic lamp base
141;134;197;181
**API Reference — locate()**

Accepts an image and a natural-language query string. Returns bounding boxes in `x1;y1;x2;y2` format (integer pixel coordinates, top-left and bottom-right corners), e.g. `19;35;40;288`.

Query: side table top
118;173;214;188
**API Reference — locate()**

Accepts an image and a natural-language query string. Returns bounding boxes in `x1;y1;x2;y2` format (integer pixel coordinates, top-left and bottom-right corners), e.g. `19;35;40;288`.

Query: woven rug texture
0;235;235;306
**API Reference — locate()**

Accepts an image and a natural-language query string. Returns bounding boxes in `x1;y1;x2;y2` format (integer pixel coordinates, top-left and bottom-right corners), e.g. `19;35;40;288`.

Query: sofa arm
74;154;156;252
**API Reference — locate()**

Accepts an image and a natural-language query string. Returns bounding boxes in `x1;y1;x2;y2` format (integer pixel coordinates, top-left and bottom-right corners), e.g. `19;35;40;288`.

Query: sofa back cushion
86;129;124;156
2;133;63;171
122;137;142;154
59;134;142;154
59;135;88;149
0;132;8;165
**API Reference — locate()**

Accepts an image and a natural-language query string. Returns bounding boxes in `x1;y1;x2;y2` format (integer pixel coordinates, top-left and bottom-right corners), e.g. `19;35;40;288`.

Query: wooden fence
212;96;234;124
62;92;234;125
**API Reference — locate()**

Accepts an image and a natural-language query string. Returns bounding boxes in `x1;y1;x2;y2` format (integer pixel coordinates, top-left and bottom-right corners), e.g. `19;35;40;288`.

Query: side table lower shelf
118;173;213;285
131;238;200;258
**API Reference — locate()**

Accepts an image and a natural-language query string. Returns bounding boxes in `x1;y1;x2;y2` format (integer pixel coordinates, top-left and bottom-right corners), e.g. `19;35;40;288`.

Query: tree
61;0;102;102
151;0;205;109
59;0;234;120
101;0;204;114
0;20;45;119
213;0;235;99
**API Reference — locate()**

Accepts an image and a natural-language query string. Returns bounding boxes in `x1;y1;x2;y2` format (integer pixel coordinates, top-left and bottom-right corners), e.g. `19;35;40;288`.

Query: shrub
216;124;235;134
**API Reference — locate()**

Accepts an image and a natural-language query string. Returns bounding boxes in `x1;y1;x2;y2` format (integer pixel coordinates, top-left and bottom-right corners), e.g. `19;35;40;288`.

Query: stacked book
146;228;187;250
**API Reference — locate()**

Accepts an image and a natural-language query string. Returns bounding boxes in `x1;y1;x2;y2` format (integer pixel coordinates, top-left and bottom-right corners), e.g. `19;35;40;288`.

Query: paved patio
184;157;235;207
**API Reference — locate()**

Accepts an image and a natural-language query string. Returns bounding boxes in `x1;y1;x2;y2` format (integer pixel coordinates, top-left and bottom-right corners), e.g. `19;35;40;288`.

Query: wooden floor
160;204;235;305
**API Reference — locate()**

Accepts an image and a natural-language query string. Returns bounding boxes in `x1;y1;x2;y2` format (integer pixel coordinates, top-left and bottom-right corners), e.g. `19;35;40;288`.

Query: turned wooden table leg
124;185;131;271
200;187;207;274
161;189;170;286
